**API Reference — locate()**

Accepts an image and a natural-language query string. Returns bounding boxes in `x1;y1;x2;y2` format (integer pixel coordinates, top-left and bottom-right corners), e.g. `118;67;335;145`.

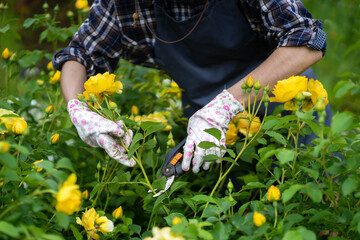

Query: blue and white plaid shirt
53;0;327;77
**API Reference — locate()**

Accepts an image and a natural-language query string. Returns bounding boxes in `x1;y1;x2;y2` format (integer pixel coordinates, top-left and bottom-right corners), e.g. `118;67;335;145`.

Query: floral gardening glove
182;90;244;173
67;99;136;167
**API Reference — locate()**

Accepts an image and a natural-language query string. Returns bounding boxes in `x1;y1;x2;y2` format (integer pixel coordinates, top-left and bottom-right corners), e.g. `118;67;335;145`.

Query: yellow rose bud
112;206;123;219
37;79;44;86
0;141;10;153
172;216;182;225
263;83;270;93
108;101;117;110
75;0;89;10
315;97;326;112
0;182;3;187
77;94;87;102
82;190;89;199
2;48;12;60
55;174;82;215
12;119;27;135
88;93;98;103
33;159;43;172
50;71;61;84
246;76;255;88
131;105;139;115
254;79;261;90
267;185;281;202
253;212;266;227
47;61;54;70
227;179;234;191
45;105;54;114
295;92;305;101
50;133;60;144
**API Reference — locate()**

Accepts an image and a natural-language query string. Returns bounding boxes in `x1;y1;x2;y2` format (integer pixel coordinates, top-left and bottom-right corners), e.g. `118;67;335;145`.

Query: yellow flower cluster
133;111;172;131
76;208;114;240
0;109;28;135
225;111;261;145
270;76;328;111
144;226;185;240
55;173;82;215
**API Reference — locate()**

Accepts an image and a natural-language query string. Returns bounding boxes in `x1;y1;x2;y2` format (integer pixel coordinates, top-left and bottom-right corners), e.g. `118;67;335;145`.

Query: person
53;0;328;173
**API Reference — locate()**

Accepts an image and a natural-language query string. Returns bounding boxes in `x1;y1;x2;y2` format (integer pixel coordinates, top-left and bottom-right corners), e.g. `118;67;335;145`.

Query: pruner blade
150;138;187;197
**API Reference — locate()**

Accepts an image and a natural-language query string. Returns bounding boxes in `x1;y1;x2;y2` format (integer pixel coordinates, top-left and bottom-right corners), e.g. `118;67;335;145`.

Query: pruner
151;138;186;197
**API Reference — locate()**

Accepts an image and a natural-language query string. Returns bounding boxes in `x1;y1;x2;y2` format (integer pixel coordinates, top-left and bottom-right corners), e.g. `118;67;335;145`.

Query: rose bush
0;2;360;240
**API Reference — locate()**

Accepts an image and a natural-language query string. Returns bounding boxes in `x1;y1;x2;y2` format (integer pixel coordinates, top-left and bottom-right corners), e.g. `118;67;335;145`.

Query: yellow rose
84;72;123;96
76;208;114;240
0;141;10;153
12;118;28;135
144;227;185;240
270;76;308;103
112;206;123;219
55;173;82;215
253;212;266;227
50;71;61;84
2;48;12;59
236;112;261;137
267;185;281;202
225;121;239;145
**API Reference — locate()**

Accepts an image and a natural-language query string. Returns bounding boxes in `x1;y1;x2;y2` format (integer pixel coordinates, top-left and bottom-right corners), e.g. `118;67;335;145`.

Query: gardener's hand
182;90;244;173
67;99;136;167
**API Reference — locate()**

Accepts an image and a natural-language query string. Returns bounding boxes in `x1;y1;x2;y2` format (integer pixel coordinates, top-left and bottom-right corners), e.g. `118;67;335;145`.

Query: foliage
1;2;360;240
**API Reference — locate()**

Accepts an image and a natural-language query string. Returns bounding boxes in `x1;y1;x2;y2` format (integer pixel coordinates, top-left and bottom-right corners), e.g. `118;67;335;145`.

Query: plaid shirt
53;0;327;77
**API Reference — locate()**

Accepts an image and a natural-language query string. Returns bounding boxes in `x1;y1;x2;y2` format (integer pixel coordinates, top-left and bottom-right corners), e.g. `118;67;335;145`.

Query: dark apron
153;0;332;146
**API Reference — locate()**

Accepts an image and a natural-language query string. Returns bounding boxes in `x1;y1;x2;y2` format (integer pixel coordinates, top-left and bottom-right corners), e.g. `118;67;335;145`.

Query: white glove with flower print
182;90;244;173
67;99;136;167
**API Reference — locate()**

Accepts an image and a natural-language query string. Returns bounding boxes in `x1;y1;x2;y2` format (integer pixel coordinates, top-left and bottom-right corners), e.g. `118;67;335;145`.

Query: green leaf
144;139;156;149
10;144;30;155
56;158;75;172
204;128;221;141
127;142;141;159
90;182;105;199
129;224;141;234
241;182;266;190
262;119;279;130
299;166;319;180
192;194;217;204
18;50;43;68
331;112;354;134
55;211;70;230
0;153;17;169
131;132;143;146
198;141;217;149
204;154;219;162
225;148;236;158
265;131;287;145
145;124;166;137
342;176;358;196
296;109;315;121
0;221;20;238
202;204;220;218
212;222;228;240
282;230;303;240
297;227;316;240
305;182;322;203
70;224;82;240
222;157;239;166
23;18;36;28
0;24;10;33
275;149;295;165
282;184;306;203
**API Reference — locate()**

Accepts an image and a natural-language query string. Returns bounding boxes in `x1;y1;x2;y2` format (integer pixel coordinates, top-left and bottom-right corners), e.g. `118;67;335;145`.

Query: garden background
0;0;359;240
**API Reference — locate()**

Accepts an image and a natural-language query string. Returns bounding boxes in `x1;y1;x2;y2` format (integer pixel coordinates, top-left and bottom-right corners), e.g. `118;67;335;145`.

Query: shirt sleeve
242;0;327;54
52;0;123;77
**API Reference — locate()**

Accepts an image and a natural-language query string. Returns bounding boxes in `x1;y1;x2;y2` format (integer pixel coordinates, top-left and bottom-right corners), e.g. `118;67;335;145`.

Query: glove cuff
220;89;244;116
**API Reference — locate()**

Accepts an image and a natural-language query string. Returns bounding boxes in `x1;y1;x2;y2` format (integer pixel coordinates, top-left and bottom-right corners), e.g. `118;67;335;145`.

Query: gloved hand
67;99;136;167
182;90;244;173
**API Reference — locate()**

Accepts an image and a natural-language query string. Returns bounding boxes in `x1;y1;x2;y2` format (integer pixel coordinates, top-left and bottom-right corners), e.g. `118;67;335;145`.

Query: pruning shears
151;138;186;197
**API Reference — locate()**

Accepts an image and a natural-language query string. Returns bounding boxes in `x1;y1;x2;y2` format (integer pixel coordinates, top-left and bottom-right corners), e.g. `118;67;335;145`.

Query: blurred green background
2;0;360;113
